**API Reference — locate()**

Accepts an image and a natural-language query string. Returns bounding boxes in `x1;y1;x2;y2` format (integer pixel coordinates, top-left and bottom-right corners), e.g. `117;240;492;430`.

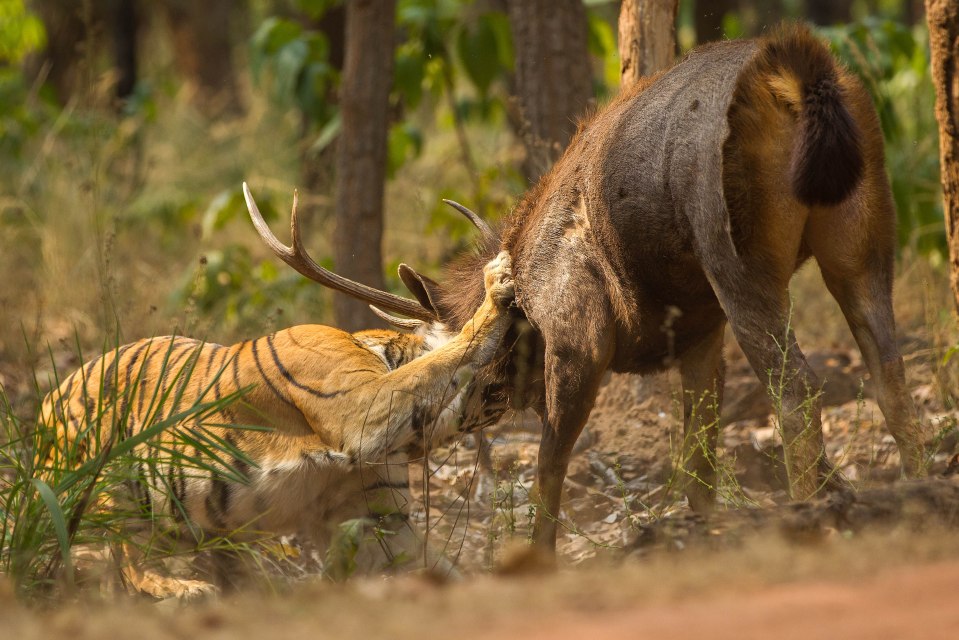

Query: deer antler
243;182;435;321
442;199;495;243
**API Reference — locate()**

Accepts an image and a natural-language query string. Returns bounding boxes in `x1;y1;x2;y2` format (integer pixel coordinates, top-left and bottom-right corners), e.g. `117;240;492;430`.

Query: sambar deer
293;25;926;553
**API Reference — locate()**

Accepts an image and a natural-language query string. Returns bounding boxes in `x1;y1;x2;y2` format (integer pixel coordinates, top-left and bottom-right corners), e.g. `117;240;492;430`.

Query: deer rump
497;25;920;548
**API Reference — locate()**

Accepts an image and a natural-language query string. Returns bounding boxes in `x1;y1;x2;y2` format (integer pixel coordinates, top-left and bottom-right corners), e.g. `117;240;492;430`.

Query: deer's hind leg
677;321;727;512
807;194;924;477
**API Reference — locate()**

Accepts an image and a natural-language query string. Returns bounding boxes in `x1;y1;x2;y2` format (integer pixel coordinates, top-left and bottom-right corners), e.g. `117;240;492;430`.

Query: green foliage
0;0;45;64
587;11;618;96
818;19;944;254
172;243;317;334
0;1;52;162
323;517;368;581
250;16;339;127
292;0;342;21
394;0;514;126
455;11;513;97
387;122;423;179
0;69;46;160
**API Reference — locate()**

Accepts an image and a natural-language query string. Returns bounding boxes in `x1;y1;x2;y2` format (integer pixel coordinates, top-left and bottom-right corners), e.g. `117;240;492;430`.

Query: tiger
35;185;514;599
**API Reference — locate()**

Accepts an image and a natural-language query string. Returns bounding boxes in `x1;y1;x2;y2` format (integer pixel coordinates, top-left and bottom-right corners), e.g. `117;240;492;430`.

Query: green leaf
294;0;341;20
324;518;369;581
943;345;959;368
394;44;426;108
250;18;303;81
30;479;73;587
274;38;310;102
457;17;502;96
587;12;615;57
201;188;247;238
309;110;342;154
387;123;423;178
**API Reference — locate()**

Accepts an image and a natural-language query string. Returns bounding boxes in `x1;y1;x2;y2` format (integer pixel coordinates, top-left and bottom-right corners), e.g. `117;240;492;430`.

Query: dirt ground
3;529;959;640
3;268;958;637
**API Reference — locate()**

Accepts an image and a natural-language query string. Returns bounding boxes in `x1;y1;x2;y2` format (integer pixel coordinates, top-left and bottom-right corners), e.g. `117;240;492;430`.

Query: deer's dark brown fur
426;24;924;551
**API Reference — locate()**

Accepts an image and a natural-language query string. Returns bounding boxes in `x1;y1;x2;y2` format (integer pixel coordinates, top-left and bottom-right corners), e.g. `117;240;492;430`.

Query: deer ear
398;264;441;316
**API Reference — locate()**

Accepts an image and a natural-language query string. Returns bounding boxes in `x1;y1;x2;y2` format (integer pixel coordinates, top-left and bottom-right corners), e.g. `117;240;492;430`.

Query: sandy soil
4;529;959;640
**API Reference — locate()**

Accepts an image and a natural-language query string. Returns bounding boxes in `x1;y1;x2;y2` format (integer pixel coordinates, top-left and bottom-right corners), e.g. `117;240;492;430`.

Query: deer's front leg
531;299;614;551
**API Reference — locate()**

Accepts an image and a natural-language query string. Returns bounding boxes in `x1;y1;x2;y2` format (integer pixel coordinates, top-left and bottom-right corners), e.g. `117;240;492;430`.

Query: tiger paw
483;251;514;307
133;571;220;602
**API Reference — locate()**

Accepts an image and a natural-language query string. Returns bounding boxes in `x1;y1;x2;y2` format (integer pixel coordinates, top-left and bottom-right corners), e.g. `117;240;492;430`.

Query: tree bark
926;0;959;316
29;0;137;106
111;0;138;101
618;0;678;89
805;0;854;26
157;0;244;117
29;0;87;105
507;0;592;184
333;0;396;332
693;0;738;43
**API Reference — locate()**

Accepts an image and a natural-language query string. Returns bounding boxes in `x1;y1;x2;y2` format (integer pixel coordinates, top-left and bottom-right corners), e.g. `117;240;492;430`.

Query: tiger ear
398;264;441;317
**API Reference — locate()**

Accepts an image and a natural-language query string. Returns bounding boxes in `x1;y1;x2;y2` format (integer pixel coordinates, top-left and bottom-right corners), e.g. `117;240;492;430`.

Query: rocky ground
412;341;959;572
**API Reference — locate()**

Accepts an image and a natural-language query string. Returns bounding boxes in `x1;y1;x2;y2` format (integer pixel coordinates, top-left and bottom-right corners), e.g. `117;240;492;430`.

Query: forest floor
3;307;959;638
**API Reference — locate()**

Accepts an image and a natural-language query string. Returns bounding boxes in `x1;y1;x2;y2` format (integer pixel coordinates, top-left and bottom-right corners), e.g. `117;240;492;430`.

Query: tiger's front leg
339;252;514;461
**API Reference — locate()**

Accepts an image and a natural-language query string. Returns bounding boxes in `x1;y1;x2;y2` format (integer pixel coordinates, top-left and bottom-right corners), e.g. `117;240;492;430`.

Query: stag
261;25;926;554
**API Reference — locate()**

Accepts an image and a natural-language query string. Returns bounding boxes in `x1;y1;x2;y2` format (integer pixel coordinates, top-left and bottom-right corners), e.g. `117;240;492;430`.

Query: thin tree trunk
158;0;244;117
693;0;738;43
926;0;959;315
333;0;395;331
298;3;346;229
904;0;926;25
30;0;86;105
507;0;592;184
805;0;854;25
618;0;678;89
111;0;137;101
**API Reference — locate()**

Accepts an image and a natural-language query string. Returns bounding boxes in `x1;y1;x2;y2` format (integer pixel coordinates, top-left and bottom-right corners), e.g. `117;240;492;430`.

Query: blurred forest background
0;0;951;414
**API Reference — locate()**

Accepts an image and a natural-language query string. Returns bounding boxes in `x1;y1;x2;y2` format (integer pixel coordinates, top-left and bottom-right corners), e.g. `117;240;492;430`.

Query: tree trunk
926;0;959;316
333;0;396;332
29;0;136;107
111;0;138;101
693;0;738;43
904;0;926;25
805;0;854;25
298;2;347;229
507;0;592;184
158;0;244;117
29;0;87;105
618;0;678;89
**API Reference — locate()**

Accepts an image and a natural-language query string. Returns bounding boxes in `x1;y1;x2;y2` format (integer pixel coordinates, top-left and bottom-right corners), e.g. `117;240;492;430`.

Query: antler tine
243;182;435;321
289;188;311;261
442;199;495;242
245;181;295;260
369;305;425;331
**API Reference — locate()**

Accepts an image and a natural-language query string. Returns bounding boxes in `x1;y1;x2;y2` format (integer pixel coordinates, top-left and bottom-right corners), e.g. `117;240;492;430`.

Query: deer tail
760;24;864;207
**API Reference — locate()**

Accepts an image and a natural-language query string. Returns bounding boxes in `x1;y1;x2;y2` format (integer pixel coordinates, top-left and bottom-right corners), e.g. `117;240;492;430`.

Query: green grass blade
29;478;74;589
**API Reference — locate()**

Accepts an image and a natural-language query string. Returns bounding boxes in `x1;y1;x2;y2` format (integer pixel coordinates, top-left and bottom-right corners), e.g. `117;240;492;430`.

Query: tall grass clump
0;338;258;602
